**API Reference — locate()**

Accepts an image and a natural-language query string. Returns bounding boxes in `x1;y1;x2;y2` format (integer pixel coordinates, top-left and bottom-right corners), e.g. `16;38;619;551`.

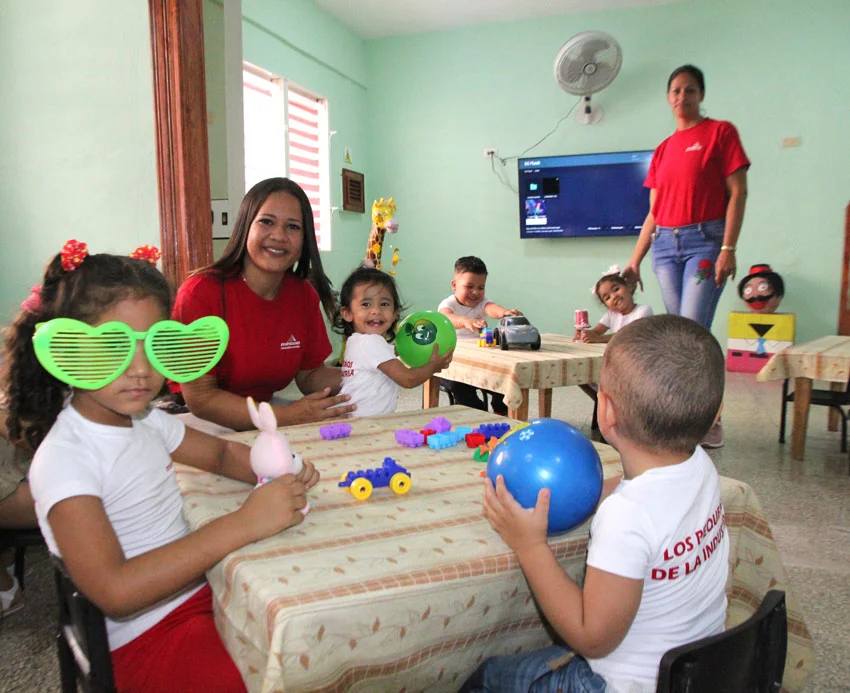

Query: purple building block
395;429;425;448
320;423;352;440
427;416;452;433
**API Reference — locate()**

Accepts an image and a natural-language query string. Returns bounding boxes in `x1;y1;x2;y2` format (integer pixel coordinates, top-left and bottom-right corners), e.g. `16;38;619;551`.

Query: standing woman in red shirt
172;178;356;431
624;64;749;329
623;65;749;448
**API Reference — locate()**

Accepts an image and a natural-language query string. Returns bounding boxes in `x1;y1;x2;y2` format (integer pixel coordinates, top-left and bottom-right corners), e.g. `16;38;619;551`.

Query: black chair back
52;555;116;693
656;590;787;693
0;527;45;592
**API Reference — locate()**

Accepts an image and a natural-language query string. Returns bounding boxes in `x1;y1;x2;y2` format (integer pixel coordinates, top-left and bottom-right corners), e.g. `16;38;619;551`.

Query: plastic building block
486;437;499;451
320;423;352;440
465;432;485;448
479;422;511;440
478;327;498;347
428;432;461;450
455;426;472;437
338;457;412;500
473;446;490;462
395;429;425;448
419;428;436;442
427;417;452;433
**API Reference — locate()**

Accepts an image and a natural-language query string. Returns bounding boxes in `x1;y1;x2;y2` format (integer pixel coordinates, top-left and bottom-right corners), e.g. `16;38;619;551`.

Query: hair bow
20;285;43;314
60;240;89;272
591;265;623;294
129;245;162;265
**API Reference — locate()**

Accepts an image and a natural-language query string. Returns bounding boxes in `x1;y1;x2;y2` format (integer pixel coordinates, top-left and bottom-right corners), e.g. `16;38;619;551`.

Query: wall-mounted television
518;150;653;239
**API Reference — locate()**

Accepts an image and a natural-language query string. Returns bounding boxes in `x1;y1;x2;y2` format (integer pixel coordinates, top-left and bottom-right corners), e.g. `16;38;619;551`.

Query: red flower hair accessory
129;245;162;265
60;240;89;272
20;285;43;314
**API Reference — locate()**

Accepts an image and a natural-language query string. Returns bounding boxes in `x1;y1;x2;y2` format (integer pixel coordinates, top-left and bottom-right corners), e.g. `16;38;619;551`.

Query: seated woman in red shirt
172;178;355;431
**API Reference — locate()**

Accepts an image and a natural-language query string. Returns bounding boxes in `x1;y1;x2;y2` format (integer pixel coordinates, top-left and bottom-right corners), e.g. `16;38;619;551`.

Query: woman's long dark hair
2;253;171;450
201;177;336;320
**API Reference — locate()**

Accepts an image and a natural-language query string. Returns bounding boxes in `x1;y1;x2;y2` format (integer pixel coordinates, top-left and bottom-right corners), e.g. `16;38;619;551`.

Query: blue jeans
460;646;607;693
651;219;726;329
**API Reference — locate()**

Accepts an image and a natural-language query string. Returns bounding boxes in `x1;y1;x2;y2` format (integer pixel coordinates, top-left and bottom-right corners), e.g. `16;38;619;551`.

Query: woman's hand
621;262;643;292
715;249;737;287
282;388;356;425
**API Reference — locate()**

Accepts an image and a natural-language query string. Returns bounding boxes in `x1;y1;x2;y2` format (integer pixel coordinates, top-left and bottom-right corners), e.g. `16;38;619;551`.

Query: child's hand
503;308;523;317
573;328;584;342
295;459;320;491
239;475;308;540
483;475;549;552
582;330;600;343
427;344;454;373
464;317;487;331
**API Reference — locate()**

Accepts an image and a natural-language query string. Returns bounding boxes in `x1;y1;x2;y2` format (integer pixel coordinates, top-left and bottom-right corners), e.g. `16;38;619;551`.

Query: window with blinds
243;65;331;250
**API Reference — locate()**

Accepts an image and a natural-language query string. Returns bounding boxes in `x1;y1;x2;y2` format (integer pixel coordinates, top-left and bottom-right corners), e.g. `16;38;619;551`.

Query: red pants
111;585;246;693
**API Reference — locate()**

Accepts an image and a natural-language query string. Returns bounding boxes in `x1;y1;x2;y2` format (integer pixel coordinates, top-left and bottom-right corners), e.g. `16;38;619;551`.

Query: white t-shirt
339;333;399;416
599;304;654;334
438;294;493;339
29;405;202;650
585;446;729;692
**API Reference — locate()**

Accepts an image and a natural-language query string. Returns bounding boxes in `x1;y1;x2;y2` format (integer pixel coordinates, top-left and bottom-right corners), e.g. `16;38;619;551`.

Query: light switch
781;137;801;148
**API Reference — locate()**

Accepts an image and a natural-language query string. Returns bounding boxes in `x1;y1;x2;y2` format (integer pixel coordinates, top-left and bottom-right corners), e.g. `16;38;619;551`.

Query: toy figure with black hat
737;264;785;314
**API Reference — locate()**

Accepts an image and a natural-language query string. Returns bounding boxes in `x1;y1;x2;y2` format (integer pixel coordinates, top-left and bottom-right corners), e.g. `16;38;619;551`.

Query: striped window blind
243;65;331;250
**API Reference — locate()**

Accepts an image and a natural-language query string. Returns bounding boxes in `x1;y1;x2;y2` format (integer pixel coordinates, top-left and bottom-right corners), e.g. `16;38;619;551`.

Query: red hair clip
60;240;89;272
129;245;162;265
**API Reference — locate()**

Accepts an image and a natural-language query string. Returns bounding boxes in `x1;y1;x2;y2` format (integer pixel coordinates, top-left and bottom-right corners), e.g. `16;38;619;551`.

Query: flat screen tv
518;150;653;239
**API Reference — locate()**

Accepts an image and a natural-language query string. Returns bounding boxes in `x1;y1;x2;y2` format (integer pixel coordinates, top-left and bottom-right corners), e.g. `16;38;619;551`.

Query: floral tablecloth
176;406;813;693
756;335;850;384
435;334;605;410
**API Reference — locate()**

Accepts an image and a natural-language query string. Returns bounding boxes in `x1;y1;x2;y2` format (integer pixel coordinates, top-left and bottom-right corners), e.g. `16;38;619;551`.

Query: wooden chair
779;377;850;454
0;527;45;592
655;590;787;693
52;556;116;693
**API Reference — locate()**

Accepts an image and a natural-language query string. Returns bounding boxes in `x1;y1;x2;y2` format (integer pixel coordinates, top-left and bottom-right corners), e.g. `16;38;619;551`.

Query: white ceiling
313;0;680;39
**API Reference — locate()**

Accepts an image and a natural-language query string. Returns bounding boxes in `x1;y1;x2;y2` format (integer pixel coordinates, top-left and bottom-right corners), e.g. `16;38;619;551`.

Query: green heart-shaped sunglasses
32;316;229;390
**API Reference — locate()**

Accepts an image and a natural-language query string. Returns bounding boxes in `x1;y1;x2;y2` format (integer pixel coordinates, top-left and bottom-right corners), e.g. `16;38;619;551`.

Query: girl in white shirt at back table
333;266;453;417
576;266;654;344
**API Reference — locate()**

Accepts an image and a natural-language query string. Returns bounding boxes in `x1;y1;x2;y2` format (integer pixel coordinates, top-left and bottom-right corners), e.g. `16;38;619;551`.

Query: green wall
204;0;229;201
363;0;850;344
240;0;371;296
0;0;159;323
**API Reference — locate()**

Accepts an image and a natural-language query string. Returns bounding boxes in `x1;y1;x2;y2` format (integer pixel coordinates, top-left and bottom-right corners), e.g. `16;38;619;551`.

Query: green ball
395;311;457;368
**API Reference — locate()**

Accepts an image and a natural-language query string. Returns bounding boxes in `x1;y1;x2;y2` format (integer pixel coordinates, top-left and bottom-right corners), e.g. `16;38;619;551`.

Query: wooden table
175;406;813;693
757;335;850;460
423;334;605;419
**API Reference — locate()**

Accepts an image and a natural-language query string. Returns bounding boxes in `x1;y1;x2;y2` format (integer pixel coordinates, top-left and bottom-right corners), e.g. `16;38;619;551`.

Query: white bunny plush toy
247;397;308;513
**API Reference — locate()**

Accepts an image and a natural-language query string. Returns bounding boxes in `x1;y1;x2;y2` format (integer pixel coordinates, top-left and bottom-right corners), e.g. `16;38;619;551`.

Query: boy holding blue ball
464;315;729;692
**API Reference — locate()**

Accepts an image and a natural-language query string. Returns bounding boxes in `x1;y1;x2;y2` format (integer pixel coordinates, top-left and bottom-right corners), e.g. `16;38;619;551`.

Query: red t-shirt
645;119;750;228
171;272;332;402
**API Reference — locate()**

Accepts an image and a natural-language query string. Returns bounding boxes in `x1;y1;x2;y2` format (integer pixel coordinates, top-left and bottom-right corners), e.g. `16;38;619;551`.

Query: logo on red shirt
685;142;703;152
280;335;301;351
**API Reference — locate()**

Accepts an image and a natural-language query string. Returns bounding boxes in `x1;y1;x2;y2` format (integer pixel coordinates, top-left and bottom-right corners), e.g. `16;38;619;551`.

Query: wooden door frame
840;202;850;335
149;0;213;288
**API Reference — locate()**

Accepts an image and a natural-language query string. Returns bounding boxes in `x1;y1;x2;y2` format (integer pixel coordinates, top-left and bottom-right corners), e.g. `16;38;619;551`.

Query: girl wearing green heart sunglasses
3;248;319;692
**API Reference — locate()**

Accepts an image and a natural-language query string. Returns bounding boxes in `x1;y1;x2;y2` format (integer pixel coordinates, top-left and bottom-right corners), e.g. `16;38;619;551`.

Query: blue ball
487;418;603;535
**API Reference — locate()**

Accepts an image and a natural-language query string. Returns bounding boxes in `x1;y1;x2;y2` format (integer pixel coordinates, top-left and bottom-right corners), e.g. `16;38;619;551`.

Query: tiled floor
1;373;847;691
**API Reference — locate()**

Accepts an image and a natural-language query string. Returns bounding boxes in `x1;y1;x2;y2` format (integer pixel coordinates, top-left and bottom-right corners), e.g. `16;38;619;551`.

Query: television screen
518;150;653;239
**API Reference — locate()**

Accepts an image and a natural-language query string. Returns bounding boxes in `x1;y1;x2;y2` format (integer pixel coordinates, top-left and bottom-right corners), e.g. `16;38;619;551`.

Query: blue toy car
339;457;412;500
495;315;541;351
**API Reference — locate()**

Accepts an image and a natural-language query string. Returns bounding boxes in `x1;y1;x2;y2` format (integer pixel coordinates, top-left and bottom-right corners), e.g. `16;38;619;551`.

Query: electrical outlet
484;148;497;158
